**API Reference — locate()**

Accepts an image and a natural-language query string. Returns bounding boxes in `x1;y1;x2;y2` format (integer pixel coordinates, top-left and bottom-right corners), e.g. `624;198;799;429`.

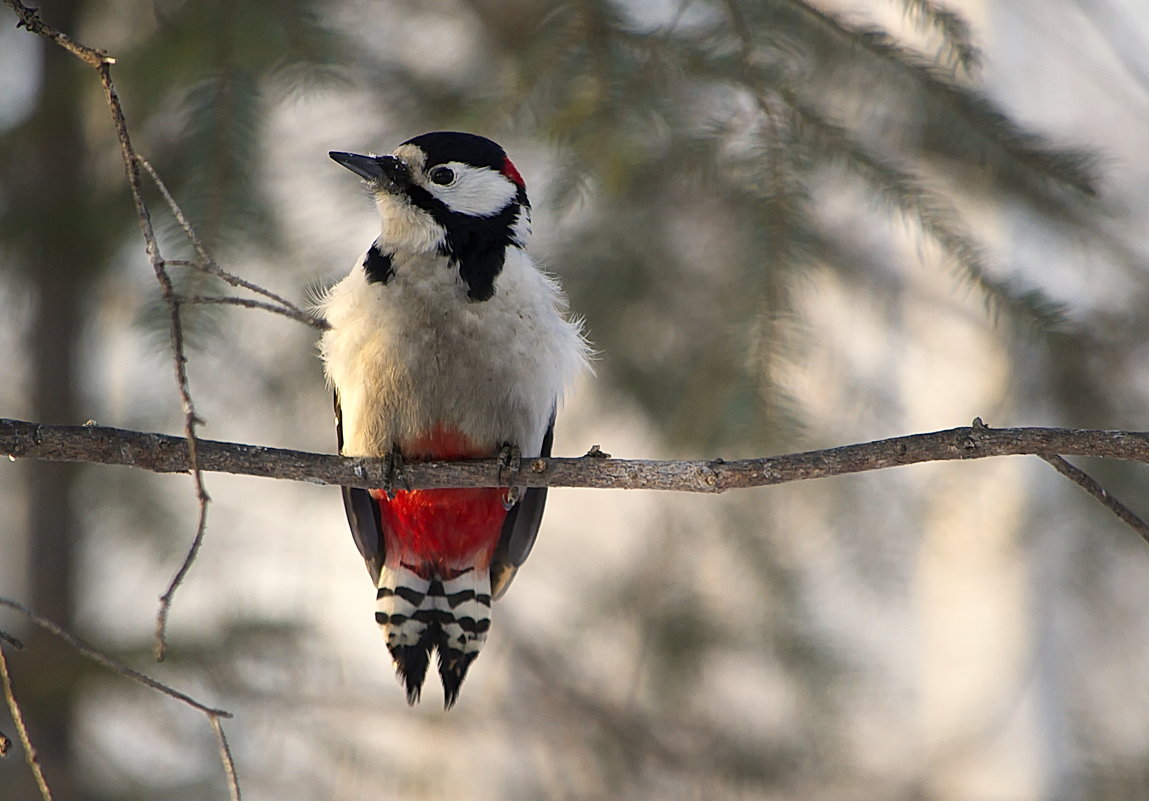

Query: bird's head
330;132;531;300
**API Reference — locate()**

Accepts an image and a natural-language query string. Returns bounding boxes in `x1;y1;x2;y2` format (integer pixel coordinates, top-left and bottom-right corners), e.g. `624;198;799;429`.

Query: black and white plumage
319;132;588;706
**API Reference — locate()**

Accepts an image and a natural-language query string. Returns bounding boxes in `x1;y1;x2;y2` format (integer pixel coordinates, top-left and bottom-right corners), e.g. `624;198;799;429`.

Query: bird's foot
497;443;521;509
384;444;409;498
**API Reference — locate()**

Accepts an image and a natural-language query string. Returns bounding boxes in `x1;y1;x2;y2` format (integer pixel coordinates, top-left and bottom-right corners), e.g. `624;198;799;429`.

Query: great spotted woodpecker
319;132;589;707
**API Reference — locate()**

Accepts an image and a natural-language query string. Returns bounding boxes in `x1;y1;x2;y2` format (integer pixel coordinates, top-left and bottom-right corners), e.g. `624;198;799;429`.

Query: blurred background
2;0;1149;799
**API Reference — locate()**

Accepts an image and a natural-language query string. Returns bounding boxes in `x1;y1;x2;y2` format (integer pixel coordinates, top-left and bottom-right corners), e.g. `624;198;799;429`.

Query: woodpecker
319;132;588;707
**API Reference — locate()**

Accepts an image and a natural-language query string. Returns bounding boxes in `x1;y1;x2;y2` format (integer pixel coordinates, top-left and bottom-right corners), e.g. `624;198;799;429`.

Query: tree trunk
9;0;92;797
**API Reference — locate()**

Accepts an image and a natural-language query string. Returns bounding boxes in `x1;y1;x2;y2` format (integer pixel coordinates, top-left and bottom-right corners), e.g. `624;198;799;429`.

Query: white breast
319;247;588;458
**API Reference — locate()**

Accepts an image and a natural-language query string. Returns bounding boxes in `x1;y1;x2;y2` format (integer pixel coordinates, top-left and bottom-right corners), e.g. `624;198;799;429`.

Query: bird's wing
336;390;386;585
489;409;555;599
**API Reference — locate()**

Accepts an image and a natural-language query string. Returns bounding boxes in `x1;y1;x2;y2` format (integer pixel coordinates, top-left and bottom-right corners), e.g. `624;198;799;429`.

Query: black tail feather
391;641;432;705
437;643;478;710
390;620;479;707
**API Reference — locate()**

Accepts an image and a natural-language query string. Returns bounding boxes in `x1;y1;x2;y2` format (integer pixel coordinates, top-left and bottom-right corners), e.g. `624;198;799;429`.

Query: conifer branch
898;0;982;74
777;0;1099;196
784;91;1067;329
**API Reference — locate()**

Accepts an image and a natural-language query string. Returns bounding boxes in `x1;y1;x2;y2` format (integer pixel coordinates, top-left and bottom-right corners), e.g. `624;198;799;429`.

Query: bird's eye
429;166;455;186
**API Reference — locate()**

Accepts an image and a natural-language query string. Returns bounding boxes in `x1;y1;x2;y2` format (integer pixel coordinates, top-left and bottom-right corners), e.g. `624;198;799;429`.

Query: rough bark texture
3;417;1148;492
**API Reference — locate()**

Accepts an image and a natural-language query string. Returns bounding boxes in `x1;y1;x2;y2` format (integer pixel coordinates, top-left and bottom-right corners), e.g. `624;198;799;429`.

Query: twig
0;600;231;717
98;64;209;662
153;487;210;661
3;0;213;661
209;715;243;801
0;644;53;801
2;0;108;67
136;156;326;330
1039;454;1149;545
0;599;239;797
3;0;321;664
11;0;213;662
179;294;327;329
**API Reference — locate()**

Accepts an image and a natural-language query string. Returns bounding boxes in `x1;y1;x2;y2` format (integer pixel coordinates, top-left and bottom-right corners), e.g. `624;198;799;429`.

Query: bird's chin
371;176;408;196
374;196;446;254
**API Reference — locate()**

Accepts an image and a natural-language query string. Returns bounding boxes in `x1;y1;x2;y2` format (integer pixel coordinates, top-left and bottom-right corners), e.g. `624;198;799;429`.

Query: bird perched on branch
319;132;589;707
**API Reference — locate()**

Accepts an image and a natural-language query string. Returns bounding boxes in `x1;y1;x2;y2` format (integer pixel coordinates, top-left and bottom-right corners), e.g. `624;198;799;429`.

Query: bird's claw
497;443;521;509
384;444;409;498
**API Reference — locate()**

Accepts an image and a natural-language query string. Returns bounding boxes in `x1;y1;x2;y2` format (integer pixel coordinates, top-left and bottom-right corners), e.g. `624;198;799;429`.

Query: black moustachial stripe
399;187;522;301
363;242;394;285
399;131;530;302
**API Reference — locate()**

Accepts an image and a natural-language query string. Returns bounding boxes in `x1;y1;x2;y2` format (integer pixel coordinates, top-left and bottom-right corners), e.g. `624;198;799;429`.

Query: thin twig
0;599;240;797
0;600;232;717
179;294;328;329
136;156;325;329
87;30;207;664
1039;455;1149;545
1;0;323;665
2;0;108;67
5;0;215;662
0;645;54;801
154;489;210;662
210;714;244;801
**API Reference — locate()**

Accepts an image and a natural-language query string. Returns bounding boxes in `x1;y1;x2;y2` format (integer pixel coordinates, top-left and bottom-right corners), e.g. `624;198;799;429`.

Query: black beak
329;151;412;191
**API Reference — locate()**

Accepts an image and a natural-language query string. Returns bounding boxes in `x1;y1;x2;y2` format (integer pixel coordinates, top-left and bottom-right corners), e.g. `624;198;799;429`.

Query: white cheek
511;207;531;247
431;165;518;217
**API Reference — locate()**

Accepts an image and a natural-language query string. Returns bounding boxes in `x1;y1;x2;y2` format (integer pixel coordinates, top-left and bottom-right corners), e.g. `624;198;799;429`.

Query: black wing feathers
336;391;386;584
489;412;555;599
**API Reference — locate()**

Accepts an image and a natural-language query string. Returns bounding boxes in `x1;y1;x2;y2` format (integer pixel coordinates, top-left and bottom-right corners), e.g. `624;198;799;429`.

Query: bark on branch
3;416;1148;492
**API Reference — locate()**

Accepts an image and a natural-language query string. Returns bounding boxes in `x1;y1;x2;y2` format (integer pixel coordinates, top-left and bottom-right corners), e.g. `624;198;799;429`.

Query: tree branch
26;414;1149;569
1039;454;1149;542
7;414;1146;539
2;415;1146;489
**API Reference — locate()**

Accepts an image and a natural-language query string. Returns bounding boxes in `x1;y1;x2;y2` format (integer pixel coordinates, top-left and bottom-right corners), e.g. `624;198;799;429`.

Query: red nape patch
501;156;525;189
372;424;508;567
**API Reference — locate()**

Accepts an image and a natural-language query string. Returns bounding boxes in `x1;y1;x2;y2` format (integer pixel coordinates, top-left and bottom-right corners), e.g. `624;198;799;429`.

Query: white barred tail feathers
375;561;493;708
